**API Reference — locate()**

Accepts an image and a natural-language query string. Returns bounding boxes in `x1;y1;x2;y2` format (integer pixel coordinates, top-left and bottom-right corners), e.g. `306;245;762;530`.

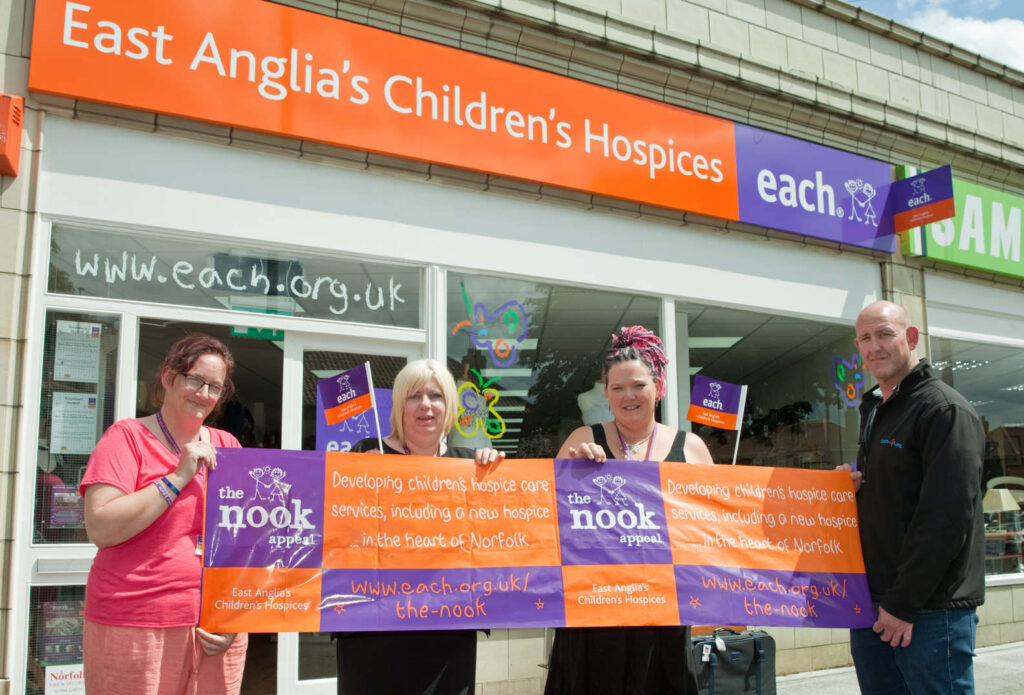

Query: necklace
402;441;442;456
155;410;181;455
615;422;657;461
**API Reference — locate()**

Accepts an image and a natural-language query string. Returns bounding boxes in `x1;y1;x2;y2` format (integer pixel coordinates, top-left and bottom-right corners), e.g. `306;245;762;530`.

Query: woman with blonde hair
336;358;501;695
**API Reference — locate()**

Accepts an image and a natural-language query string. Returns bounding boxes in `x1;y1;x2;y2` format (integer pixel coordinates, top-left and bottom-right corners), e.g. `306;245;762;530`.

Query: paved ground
777;641;1024;694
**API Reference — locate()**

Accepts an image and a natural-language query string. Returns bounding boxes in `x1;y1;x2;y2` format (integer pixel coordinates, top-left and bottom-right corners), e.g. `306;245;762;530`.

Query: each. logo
218;465;314;533
249;465;292;503
593;474;628;506
567;476;659;532
844;178;877;225
880;438;903;449
334;412;372;435
702;382;724;411
831;354;865;407
907;177;932;207
335;374;357;403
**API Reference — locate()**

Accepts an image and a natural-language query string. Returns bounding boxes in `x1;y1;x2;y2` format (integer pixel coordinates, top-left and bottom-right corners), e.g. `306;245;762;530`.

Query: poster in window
50;392;98;455
39;601;84;667
49;483;84;528
44;664;84;695
53;321;101;383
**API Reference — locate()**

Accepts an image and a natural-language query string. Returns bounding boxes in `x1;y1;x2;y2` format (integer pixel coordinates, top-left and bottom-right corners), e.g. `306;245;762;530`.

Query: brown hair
152;334;235;410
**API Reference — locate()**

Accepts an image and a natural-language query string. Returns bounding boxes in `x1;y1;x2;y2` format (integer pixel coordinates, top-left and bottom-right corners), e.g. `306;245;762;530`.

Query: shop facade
1;0;1022;693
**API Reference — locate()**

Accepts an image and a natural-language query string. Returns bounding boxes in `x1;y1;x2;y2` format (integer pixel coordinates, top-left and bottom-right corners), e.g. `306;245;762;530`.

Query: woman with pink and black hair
545;325;712;695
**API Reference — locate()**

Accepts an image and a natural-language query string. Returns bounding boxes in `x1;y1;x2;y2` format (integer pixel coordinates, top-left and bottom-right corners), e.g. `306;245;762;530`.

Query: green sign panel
230;326;284;340
902;172;1024;278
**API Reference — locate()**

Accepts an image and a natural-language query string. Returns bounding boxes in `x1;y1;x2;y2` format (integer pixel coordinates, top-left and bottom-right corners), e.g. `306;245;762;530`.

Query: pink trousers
83;620;247;695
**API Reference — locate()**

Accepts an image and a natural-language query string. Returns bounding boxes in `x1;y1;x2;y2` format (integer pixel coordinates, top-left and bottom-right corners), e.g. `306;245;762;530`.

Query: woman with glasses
80;334;248;695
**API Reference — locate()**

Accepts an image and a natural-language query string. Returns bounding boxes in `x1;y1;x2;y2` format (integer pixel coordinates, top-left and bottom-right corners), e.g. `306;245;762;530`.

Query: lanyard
155;409;181;455
615;422;657;461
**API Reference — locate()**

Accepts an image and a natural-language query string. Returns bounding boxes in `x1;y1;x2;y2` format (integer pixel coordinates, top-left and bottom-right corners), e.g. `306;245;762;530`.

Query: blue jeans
849;607;978;695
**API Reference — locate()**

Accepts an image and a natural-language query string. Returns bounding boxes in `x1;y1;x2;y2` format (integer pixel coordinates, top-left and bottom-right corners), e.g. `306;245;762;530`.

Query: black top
544;422;697;695
351;437;475;459
589;423;688;461
336;437;478;695
856;361;986;621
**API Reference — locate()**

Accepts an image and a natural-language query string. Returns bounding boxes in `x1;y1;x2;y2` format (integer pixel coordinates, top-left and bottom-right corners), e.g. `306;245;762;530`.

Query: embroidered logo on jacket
879;438;903;449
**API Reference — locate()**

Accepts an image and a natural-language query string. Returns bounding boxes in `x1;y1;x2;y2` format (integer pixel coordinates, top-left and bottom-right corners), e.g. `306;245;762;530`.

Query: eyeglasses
178;373;224;398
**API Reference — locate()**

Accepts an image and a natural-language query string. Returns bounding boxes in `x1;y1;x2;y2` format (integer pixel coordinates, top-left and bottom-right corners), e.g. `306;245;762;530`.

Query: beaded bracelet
153;479;174;507
161;476;181;496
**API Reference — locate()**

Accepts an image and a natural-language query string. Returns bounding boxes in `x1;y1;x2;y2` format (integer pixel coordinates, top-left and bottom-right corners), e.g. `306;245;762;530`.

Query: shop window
48;225;422;328
33;312;120;545
931;337;1024;577
679;304;861;470
25;585;85;695
446;272;659;457
135;320;283;448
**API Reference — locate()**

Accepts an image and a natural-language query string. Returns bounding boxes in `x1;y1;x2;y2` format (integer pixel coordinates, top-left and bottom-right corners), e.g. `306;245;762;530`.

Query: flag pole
366;362;384;452
730;385;748;465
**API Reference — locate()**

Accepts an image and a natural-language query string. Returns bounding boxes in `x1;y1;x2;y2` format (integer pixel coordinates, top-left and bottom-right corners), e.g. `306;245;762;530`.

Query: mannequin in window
577;377;613;426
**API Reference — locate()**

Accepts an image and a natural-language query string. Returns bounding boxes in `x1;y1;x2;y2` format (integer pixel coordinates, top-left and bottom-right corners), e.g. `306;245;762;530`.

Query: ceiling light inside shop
688;337;743;348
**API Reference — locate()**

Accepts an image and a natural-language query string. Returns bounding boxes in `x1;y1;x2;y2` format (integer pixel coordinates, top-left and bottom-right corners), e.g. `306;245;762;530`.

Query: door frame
276;329;425;695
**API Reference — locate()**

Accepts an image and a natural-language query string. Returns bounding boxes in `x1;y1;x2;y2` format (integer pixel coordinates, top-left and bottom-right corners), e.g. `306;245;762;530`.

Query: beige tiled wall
0;0;35;689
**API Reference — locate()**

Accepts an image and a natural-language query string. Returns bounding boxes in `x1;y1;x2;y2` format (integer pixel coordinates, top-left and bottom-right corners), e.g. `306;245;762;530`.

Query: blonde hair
390;359;458;444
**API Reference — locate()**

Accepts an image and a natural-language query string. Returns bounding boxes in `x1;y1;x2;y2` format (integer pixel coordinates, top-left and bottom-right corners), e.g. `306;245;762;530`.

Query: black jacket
856;361;986;622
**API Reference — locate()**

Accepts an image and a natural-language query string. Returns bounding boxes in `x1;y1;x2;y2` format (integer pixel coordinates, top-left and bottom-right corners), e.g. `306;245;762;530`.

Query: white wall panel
38;117;879;323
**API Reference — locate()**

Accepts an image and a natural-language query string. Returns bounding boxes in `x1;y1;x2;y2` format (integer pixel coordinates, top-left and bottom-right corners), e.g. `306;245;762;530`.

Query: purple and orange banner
890;164;955;233
315;363;391;452
687;374;747;431
30;0;896;251
200;450;873;632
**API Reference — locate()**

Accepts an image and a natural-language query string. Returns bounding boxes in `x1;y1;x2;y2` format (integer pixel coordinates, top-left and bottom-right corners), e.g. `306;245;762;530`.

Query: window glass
34;312;119;544
26;585;85;695
49;225;422;328
135;321;284;448
679;303;862;470
931;337;1024;577
447;273;660;457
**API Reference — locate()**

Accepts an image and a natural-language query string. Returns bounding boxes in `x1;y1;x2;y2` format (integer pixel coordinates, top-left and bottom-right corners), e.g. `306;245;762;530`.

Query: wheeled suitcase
690;628;776;695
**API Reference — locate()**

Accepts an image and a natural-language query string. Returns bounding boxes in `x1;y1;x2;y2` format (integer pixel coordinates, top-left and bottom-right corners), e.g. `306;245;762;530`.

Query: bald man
847;301;985;694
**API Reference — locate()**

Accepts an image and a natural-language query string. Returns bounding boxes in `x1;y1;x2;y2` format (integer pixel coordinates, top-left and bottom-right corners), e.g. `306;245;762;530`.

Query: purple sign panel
554;458;673;566
890;164;955;232
320;566;565;631
735;124;896;251
315;362;391;452
205;449;325;569
675;565;873;627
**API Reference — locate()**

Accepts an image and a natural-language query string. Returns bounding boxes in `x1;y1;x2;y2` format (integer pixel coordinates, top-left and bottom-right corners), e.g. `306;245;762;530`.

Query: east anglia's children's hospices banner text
200;450;873;632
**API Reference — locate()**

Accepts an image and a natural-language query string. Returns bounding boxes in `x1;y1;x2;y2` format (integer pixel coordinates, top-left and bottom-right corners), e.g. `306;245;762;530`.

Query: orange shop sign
29;0;739;220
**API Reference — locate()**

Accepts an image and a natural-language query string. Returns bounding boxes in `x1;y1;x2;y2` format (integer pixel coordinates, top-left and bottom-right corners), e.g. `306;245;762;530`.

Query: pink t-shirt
79;418;241;627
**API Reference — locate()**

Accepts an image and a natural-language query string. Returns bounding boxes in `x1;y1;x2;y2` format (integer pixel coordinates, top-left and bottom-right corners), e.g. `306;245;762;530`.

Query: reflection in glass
447;272;660;457
931;336;1024;577
34;312;119;545
49;225;422;329
680;303;862;470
